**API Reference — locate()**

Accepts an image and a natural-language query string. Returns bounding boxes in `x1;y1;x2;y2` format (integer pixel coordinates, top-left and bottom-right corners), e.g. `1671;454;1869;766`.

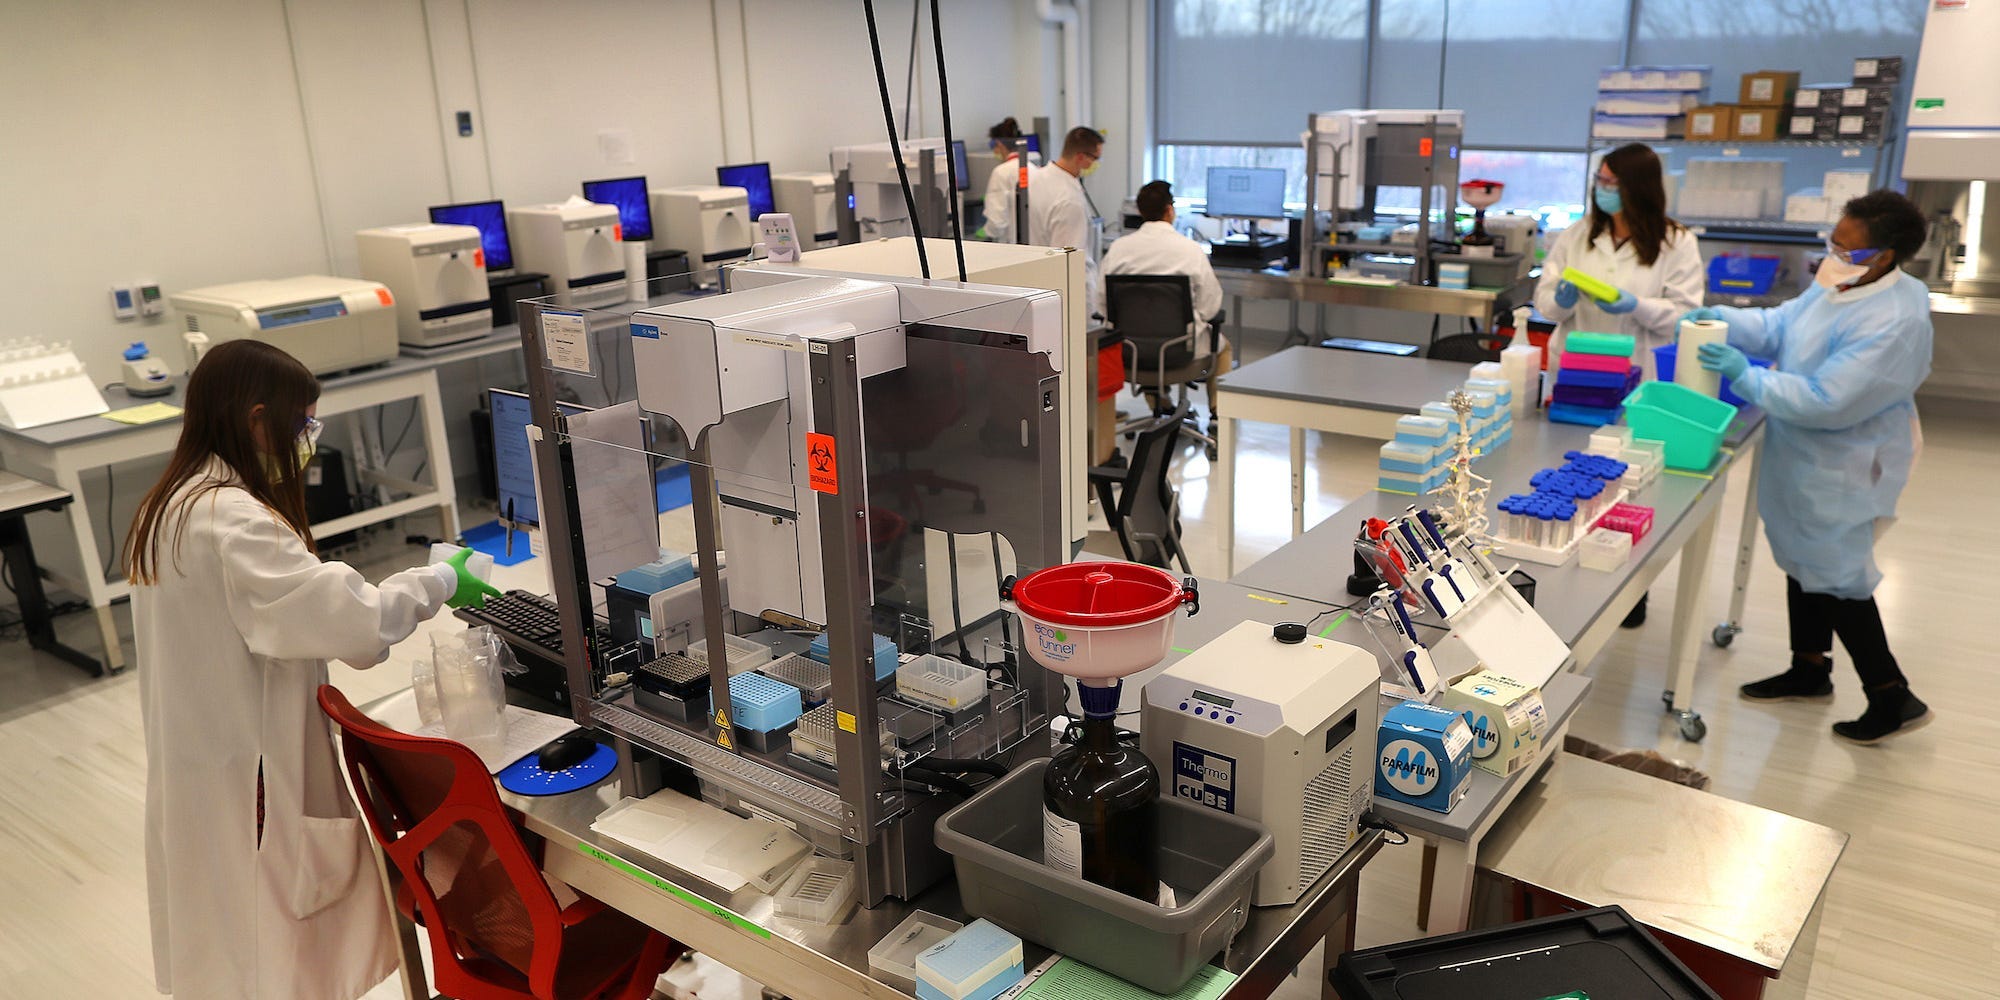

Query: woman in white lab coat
127;339;495;1000
1534;142;1705;378
981;117;1026;243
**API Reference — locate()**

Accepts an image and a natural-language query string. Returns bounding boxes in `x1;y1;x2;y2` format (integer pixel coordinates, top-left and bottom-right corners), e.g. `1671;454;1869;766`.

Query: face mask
1815;255;1872;289
264;419;320;483
1080;160;1099;177
1593;185;1622;216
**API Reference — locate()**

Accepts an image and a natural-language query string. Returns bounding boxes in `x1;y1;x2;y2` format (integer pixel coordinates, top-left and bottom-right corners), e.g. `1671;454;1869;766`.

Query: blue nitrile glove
1553;280;1580;309
1601;289;1638;315
1678;306;1721;327
443;547;502;610
1698;341;1751;381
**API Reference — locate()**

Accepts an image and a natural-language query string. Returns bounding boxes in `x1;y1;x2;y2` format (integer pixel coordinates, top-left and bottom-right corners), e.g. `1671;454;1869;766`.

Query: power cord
861;0;930;279
1358;811;1410;846
928;0;967;281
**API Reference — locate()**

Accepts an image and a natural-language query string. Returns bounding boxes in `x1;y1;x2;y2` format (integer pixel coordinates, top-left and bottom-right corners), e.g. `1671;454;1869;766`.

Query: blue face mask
1594;185;1623;216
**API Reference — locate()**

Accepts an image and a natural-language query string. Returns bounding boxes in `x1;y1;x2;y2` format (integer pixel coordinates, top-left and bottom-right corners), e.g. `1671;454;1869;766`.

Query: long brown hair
1590;143;1684;267
125;340;321;584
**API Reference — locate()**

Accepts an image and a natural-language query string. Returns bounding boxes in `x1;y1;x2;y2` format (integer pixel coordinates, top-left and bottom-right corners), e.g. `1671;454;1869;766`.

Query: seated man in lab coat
1028;126;1106;318
1101;180;1232;420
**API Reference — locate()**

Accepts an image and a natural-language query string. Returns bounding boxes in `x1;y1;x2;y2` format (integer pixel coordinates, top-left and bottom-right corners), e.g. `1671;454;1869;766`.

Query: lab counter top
1214;348;1475;414
1211;267;1536;322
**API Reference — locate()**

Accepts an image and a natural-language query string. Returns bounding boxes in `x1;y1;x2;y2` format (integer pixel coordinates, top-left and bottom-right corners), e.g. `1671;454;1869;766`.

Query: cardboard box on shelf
1841;84;1897;110
1793;84;1848;114
1853;55;1903;85
1836;111;1887;143
1824;169;1872;205
1686;105;1735;141
1731;106;1785;141
1739;70;1801;106
1784;190;1834;224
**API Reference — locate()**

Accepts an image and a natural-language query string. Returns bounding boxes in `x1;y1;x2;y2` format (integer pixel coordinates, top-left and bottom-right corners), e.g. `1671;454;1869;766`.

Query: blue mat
497;740;616;796
656;463;692;513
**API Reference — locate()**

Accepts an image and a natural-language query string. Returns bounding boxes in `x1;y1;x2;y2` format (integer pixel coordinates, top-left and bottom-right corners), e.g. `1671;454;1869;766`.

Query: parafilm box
1376;701;1473;813
1441;672;1550;778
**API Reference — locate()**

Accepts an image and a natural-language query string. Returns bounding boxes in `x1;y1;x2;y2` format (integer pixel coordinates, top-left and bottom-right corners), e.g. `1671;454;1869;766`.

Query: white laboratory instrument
727;237;1090;570
1140;621;1381;906
651;186;754;267
121;342;174;397
831;139;957;240
507;200;626;309
773;172;839;247
758;213;802;263
169;275;399;376
355;223;492;347
0;339;109;429
1302;110;1466;282
1903;3;2000;179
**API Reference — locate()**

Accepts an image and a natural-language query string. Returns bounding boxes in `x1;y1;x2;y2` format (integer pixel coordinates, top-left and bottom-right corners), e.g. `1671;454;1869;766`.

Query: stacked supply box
1380;415;1451;494
1592;65;1709;141
1440;672;1550;778
1732;70;1798;143
1679;158;1786;220
1548;332;1639;426
1463;378;1514;455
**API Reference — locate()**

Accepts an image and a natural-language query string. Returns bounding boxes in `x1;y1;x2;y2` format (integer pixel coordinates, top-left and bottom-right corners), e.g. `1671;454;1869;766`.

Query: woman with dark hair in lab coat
127;339;497;999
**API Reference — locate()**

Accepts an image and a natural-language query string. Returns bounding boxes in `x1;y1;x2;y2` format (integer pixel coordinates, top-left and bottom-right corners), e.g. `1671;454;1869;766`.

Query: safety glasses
297;415;323;450
1824;240;1885;266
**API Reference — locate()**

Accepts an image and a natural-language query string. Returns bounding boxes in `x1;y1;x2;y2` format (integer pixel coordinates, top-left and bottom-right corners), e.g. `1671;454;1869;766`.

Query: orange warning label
714;709;731;729
1419;137;1434;157
716;729;734;750
806;433;838;493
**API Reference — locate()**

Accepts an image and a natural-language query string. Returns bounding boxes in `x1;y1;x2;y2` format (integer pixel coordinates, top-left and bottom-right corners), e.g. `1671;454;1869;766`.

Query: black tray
1332;905;1720;999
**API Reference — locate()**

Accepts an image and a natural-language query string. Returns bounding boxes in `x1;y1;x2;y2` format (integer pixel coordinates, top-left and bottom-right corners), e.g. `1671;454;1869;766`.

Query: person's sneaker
1619;592;1647;628
1833;688;1932;745
1738;659;1835;702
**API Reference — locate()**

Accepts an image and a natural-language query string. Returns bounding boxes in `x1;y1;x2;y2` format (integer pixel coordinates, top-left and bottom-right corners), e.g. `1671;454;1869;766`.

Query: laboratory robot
831;139;963;243
1300;110;1465;283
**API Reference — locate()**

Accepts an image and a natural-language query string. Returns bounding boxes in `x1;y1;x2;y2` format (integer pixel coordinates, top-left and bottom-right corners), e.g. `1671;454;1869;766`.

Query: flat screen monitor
1204;166;1288;220
429;200;514;273
1024;133;1041;155
717;162;776;219
580;176;653;242
490;388;591;528
950;139;969;191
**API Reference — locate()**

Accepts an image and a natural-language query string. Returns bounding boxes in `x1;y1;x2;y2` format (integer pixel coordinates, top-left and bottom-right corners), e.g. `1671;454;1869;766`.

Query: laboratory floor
1;338;1994;998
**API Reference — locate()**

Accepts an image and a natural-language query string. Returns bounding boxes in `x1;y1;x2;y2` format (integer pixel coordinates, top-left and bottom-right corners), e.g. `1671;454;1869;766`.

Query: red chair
318;685;684;999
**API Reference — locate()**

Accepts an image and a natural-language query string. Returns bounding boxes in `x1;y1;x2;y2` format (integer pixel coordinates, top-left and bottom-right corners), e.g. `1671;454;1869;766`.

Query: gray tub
934;758;1274;994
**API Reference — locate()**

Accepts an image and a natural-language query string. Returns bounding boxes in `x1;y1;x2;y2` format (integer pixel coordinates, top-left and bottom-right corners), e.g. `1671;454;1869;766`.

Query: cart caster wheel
1660;689;1675;709
1676;712;1708;742
1712;623;1738;648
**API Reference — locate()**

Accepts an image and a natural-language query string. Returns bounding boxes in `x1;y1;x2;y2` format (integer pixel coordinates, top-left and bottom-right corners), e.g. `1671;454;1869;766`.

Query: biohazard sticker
806;433;838;493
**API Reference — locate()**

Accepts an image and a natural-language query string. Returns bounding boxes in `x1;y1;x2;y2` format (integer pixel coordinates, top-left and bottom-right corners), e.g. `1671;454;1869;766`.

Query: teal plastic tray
1621;381;1736;471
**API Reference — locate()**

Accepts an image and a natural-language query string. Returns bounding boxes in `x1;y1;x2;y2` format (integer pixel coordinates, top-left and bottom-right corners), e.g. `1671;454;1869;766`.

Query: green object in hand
1560;266;1621;304
443;547;501;610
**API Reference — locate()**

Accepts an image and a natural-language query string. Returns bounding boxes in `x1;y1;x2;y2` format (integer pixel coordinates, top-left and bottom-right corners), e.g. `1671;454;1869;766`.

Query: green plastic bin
1621;381;1736;471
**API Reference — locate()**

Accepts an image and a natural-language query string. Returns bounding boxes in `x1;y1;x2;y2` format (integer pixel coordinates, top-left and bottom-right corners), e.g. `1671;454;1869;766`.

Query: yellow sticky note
837;711;857;733
102;402;182;425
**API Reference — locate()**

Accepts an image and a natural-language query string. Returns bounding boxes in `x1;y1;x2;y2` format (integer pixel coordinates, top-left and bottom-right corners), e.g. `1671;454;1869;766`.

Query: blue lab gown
1713;271;1932;600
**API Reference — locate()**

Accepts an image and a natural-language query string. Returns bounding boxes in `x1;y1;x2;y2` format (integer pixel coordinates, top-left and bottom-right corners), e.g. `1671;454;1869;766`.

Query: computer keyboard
456;589;606;659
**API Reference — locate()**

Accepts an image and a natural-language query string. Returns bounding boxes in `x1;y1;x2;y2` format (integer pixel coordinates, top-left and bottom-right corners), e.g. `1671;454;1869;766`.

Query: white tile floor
1;337;1995;998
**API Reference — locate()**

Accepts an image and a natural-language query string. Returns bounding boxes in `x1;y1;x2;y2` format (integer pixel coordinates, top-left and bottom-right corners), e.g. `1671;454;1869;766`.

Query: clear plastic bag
431;628;510;760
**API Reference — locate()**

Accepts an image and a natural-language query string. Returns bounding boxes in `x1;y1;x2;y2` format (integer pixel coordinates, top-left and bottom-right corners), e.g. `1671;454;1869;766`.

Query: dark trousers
1787;576;1907;690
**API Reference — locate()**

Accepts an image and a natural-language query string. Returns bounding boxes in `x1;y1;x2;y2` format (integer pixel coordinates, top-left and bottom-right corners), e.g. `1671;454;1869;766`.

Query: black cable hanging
929;0;968;281
862;0;930;278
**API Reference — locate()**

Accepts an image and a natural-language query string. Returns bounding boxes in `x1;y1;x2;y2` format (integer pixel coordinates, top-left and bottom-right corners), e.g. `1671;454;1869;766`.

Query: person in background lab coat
127;339;498;999
1028;125;1106;318
980;116;1026;243
1534;142;1704;378
1687;190;1934;744
1102;180;1232;421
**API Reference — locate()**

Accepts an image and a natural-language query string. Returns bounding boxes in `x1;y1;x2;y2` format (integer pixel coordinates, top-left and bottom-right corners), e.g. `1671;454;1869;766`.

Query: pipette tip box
869;912;965;994
808;631;900;681
915;919;1026;1000
728;672;803;741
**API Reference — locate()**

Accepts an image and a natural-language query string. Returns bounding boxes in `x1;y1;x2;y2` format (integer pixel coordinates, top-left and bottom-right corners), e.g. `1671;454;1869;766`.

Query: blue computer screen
1204;167;1288;220
950;139;969;191
491;389;590;527
429;200;514;271
717;162;776;219
581;176;653;242
1025;134;1041;155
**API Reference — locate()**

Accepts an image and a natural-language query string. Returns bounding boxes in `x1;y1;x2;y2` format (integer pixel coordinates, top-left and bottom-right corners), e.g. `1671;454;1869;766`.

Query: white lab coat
1533;221;1704;378
1101;220;1225;356
1027;163;1100;317
982;151;1025;243
136;459;453;1000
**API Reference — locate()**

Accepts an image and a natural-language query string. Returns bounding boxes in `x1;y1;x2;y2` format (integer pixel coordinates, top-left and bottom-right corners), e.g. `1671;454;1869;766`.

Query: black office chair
1089;404;1192;573
1427;331;1506;363
1104;274;1222;459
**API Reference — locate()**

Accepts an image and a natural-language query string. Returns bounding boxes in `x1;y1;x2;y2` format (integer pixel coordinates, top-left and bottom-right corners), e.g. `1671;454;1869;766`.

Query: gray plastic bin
934;758;1274;994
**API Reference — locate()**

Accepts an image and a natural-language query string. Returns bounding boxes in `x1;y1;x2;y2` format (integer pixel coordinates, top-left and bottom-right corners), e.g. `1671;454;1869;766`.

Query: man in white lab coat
1027;126;1105;318
1101;180;1232;417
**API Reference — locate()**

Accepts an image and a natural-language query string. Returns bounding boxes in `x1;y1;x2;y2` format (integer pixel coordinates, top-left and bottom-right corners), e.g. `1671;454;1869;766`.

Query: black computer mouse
537;734;599;772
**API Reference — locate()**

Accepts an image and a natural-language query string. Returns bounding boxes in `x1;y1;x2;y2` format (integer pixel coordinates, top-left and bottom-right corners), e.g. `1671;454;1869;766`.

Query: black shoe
1619;592;1647;628
1833;686;1932;744
1739;658;1835;702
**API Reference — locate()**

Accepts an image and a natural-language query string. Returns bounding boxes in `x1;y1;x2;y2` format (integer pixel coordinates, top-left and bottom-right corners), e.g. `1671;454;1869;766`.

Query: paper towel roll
1677;319;1728;397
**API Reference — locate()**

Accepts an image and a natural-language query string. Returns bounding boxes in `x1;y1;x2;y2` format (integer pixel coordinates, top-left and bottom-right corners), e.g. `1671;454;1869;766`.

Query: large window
1154;0;1367;145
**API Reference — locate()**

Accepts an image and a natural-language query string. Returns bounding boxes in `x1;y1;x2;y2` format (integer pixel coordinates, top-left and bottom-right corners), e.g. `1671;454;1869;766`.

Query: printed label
806;432;838;494
1462;709;1500;758
1443;720;1473;760
632;323;660;340
1379;739;1439;797
542;310;591;375
1042;807;1083;876
1171;742;1238;814
1030;621;1077;662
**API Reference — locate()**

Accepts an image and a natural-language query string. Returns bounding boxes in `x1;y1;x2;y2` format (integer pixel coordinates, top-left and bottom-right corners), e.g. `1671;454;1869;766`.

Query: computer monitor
950;139;969;191
580;176;653;242
716;162;776;219
490;388;590;528
1204;166;1288;220
429;200;515;274
1024;133;1042;155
